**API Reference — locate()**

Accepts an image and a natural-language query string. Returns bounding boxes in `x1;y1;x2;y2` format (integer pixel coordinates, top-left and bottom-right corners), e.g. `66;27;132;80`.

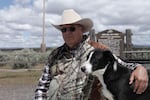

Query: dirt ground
0;84;36;100
0;69;42;100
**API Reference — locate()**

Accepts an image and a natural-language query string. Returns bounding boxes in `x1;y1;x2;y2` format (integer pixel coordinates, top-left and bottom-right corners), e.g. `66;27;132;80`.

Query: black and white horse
81;49;150;100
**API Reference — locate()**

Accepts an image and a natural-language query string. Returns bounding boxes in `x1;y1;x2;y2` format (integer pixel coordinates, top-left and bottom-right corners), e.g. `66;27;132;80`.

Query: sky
0;0;150;48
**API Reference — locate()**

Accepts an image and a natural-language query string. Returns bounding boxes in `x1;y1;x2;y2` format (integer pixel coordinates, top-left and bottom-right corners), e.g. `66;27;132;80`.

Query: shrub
0;48;52;69
12;49;50;69
0;52;11;66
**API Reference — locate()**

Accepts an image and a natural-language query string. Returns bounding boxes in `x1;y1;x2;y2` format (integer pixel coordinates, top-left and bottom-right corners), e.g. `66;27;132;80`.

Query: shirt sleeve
34;64;52;100
34;48;59;100
114;55;138;70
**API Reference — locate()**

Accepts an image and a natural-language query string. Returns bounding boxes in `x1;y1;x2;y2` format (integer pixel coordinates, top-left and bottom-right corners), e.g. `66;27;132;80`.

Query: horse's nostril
81;67;86;72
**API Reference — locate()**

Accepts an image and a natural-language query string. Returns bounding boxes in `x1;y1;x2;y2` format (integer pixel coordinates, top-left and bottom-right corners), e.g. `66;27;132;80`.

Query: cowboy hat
52;9;93;33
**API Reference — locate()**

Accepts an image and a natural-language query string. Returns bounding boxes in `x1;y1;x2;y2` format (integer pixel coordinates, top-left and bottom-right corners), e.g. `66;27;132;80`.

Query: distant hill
133;44;150;48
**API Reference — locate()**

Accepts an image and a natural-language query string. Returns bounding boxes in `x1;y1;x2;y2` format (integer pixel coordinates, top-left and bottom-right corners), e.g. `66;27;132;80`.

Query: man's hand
129;65;149;94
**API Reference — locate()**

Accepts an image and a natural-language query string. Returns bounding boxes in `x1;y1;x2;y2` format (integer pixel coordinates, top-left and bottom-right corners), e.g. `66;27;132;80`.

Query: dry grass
0;70;42;86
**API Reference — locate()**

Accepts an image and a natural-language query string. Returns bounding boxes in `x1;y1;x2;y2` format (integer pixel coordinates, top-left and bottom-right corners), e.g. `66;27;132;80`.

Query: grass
0;70;42;86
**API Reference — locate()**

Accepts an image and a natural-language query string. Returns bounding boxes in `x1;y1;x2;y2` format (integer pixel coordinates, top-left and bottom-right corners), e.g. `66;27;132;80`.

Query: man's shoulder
47;45;65;65
49;45;65;57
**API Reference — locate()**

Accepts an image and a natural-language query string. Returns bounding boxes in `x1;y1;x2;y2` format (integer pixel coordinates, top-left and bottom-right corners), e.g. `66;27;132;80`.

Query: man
34;9;148;100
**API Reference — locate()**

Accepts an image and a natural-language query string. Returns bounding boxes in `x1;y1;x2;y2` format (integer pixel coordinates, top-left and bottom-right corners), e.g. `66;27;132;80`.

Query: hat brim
52;18;93;33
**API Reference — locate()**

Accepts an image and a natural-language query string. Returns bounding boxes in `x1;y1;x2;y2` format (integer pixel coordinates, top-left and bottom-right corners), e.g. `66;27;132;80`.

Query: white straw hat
52;9;93;33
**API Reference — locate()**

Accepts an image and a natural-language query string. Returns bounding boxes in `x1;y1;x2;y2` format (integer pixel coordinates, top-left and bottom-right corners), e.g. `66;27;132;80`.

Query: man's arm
34;64;52;100
114;55;138;70
115;56;149;94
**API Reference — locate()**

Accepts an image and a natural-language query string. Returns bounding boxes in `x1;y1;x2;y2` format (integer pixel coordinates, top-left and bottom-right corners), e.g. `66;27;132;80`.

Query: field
0;68;42;100
0;49;53;100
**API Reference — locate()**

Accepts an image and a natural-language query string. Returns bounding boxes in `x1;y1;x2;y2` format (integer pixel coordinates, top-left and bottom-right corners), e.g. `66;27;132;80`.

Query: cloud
14;0;31;5
0;0;150;48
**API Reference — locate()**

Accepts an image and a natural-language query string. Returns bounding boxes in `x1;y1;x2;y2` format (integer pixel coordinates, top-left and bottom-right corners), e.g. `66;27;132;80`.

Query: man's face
60;24;83;49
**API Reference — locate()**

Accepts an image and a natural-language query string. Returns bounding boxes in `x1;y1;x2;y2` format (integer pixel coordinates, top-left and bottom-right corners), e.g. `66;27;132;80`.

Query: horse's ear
103;50;117;71
103;50;115;62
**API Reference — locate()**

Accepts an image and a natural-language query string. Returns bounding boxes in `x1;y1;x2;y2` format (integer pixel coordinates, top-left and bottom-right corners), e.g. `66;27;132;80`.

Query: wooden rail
124;51;150;53
123;50;150;64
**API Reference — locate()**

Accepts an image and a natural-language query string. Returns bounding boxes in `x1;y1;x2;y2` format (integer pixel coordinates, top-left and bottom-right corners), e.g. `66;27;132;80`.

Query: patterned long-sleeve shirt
34;36;138;100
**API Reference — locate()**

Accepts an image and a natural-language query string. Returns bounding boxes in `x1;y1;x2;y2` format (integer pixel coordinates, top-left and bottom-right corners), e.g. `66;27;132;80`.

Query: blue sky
0;0;150;48
0;0;13;9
